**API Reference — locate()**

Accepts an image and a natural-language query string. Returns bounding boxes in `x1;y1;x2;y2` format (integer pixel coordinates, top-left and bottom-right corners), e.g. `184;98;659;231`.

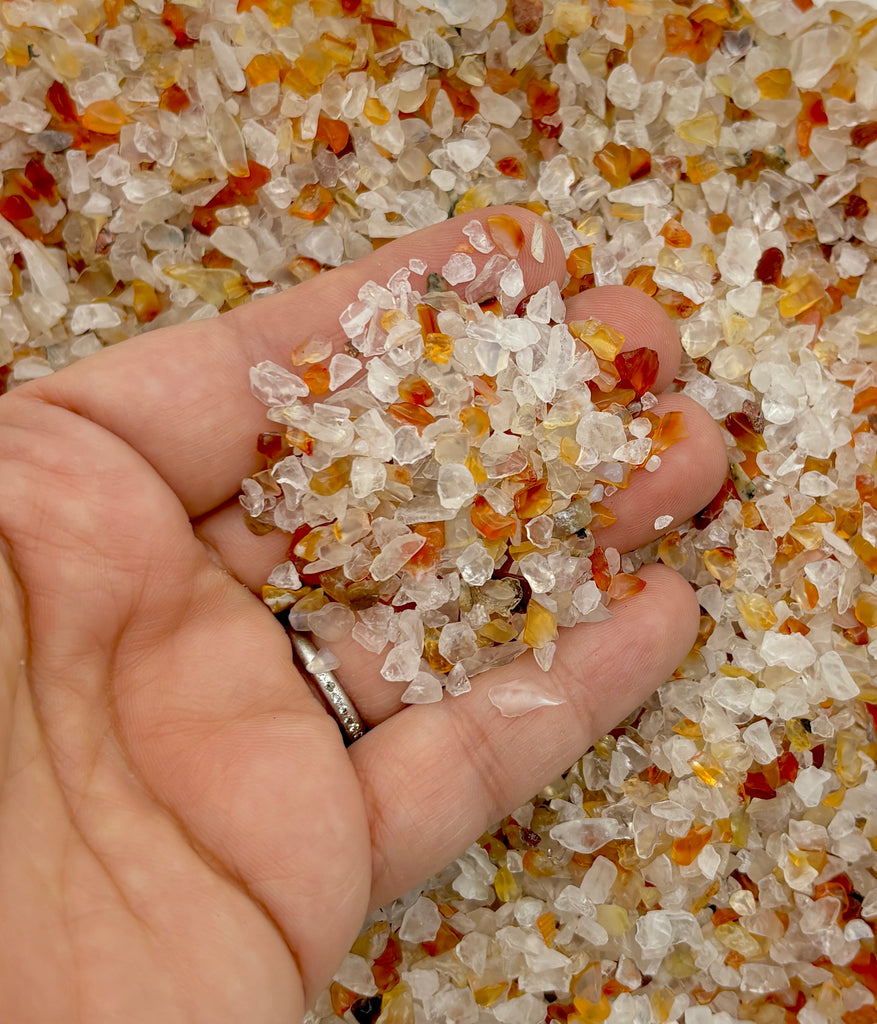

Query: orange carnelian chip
398;375;434;406
192;160;271;234
371;933;401;991
132;280;162;322
671;824;712;866
852;122;877;149
526;78;559;119
0;194;34;223
724;411;766;453
511;0;543;34
755;67;791;99
590;547;612;591
755;247;784;285
567;246;594;278
387;401;436;430
496;156;526;178
329;982;358;1016
460;406;490;439
660;218;692;248
685;154;721;183
302;363;330;396
423;332;454;364
615;347;659;397
257;432;285;459
421;921;461;957
81;100;128;134
315;114;350;154
161;1;197;46
521;599;558;648
651;410;688;453
703;547;737;588
407;523;445;573
797;91;828;158
592;387;636;411
607;573;646;601
289;183;334;221
21;158;58;203
514;479;551;519
416;303;439;337
159;82;190;114
309;456;352;496
486;214;525;256
779;616;810;636
593;142;632;188
470;495;517;541
246;53;281;87
589;503;617;529
363;96;390;125
441;81;479;120
854;591;877;628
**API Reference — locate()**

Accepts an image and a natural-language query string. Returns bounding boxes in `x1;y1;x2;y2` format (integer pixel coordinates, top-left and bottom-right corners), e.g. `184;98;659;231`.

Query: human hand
0;208;726;1023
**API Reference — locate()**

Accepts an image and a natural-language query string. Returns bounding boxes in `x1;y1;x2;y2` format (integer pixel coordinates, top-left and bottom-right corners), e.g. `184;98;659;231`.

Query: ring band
282;620;366;745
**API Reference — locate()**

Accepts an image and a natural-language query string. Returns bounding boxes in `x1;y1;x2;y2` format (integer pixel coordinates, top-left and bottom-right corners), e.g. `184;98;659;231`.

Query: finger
593;392;728;552
351;562;699;907
25;207;564;519
564;284;682;394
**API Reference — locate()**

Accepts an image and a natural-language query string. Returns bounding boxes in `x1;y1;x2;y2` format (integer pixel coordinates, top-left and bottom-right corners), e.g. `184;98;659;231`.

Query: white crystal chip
487;680;565;718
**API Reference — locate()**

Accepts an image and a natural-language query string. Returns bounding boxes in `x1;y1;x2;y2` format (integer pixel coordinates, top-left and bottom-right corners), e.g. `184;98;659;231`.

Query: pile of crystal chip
244;216;682;705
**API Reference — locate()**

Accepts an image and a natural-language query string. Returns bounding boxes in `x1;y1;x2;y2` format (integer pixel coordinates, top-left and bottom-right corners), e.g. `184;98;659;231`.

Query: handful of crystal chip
242;224;685;712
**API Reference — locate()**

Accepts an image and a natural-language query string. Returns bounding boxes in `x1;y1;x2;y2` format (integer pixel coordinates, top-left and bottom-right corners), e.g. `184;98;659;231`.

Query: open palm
0;209;726;1023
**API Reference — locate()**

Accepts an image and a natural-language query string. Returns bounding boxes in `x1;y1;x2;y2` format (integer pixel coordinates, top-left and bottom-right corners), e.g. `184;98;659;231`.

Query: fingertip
595;393;729;553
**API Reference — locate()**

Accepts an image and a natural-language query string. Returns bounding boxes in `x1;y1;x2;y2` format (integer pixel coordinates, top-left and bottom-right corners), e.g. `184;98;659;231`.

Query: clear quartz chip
487;680;565;718
250;361;309;404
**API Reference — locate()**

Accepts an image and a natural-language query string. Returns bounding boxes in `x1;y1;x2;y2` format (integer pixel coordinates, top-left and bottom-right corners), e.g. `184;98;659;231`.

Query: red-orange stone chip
527;78;560;119
162;1;197;47
607;572;646;601
289;182;334;221
470;495;517;541
316;114;350;154
387;401;436;430
132;280;162;322
23;158;59;204
81;100;129;134
514;479;552;519
671;824;712;866
159;82;191;114
755;246;784;285
590;547;612;591
302;363;330;396
407;522;445;572
511;0;543;33
615;347;659;397
486;214;525;256
398;375;435;406
496;156;527;179
651;410;688;453
852;122;877;149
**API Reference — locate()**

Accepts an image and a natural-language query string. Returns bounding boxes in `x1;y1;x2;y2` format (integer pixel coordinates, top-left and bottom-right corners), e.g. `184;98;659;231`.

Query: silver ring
282;621;366;745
